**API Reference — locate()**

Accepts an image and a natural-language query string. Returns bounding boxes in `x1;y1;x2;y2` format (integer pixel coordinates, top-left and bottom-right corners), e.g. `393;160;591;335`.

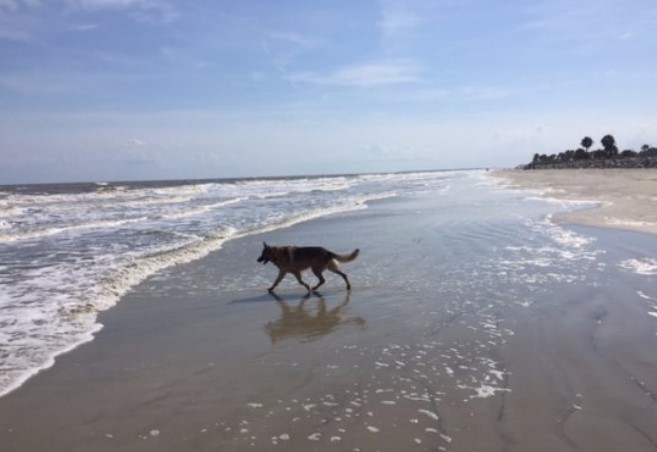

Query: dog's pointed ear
263;242;268;248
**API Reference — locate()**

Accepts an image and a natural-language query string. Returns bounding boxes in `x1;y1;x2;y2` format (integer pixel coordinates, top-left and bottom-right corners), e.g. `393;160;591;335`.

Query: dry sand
494;168;657;235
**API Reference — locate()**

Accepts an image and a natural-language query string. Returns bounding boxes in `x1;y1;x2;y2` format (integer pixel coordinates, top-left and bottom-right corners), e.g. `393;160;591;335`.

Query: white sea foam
0;217;149;243
605;218;657;229
619;258;657;275
418;409;439;420
526;195;600;209
457;383;510;399
637;291;657;302
539;216;595;248
0;176;404;398
0;206;21;218
159;197;246;220
440;434;453;443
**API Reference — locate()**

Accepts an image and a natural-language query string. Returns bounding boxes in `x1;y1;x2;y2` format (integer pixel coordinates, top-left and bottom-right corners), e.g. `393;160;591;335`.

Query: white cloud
461;86;512;101
70;23;98;31
0;0;176;42
379;0;421;38
0;0;41;13
288;60;421;87
0;0;18;12
266;30;316;49
1;0;157;14
68;0;178;23
0;70;154;95
0;27;32;41
259;28;320;74
0;1;42;41
366;87;450;104
160;46;211;69
128;137;146;147
71;0;154;9
0;74;81;93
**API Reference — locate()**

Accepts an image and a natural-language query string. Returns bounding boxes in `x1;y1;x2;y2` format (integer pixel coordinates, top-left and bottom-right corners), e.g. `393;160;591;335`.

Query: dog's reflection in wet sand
265;292;365;344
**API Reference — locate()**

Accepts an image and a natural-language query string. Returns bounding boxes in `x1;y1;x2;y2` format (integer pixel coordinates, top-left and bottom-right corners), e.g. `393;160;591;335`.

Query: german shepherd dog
257;243;359;292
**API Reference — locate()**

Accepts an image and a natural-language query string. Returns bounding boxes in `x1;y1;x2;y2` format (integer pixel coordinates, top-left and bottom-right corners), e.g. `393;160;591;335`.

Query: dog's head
257;242;272;264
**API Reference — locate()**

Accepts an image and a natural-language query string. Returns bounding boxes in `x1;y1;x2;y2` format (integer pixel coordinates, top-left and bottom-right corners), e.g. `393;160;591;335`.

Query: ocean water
1;169;656;401
0;171;460;396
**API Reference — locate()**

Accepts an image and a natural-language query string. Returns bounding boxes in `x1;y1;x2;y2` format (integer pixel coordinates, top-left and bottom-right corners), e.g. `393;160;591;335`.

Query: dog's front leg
268;270;286;292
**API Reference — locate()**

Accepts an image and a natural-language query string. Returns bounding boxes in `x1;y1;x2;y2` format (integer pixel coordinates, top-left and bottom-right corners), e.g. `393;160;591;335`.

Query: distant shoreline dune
493;168;657;236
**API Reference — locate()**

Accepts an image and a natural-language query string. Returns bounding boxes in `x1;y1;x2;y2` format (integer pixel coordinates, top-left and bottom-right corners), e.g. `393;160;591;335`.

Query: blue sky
1;0;657;183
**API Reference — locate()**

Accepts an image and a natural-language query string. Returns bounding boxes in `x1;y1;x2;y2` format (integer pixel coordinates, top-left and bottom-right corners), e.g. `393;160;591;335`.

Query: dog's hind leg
292;271;311;291
311;267;325;291
328;260;351;290
268;270;286;292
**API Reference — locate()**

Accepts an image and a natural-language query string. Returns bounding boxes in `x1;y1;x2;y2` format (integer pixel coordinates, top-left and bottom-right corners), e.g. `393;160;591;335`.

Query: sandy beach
1;173;657;452
494;168;657;236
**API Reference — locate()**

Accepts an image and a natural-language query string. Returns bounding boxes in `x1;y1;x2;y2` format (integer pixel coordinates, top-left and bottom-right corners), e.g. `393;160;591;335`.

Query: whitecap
619;258;657;275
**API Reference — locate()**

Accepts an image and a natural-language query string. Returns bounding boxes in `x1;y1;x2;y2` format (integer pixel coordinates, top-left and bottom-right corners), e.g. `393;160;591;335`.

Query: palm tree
581;136;593;153
601;134;618;157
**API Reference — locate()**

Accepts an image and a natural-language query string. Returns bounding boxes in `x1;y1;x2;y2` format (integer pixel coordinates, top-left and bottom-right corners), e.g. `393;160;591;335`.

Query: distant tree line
530;135;657;166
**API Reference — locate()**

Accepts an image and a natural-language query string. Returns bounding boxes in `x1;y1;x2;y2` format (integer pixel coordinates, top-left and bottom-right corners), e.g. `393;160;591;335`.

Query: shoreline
0;190;393;401
492;168;657;236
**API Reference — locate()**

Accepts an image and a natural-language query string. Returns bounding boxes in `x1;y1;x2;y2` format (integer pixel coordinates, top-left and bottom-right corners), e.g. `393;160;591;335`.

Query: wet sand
1;190;657;451
494;168;657;235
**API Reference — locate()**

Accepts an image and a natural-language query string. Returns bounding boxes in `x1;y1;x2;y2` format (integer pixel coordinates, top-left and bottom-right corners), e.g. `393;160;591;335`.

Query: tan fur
257;243;359;292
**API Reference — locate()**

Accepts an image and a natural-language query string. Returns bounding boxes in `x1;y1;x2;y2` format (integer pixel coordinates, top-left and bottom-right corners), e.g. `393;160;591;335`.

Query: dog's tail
332;248;360;263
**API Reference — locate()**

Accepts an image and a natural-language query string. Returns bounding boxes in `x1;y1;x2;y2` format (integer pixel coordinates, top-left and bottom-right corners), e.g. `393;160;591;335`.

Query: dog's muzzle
257;256;269;264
